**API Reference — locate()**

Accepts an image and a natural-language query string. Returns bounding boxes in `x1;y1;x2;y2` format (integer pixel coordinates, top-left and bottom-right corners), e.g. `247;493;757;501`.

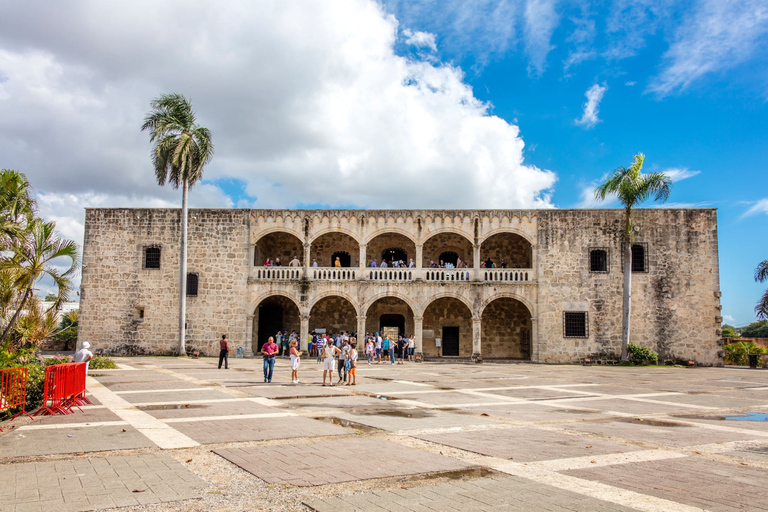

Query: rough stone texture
423;297;473;357
253;231;303;266
365;297;415;336
252;295;300;348
80;208;721;365
481;298;532;358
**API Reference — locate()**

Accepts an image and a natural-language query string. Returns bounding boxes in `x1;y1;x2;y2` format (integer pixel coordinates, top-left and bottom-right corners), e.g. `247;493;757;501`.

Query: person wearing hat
74;342;94;374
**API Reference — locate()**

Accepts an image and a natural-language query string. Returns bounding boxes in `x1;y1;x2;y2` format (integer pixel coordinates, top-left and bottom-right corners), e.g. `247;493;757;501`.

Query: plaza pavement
3;357;768;511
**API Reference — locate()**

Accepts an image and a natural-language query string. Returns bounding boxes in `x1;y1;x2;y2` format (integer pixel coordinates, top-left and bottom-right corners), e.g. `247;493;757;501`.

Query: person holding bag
346;343;358;385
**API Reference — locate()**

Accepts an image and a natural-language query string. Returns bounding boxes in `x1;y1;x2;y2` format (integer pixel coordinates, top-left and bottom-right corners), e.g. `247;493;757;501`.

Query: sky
0;0;766;326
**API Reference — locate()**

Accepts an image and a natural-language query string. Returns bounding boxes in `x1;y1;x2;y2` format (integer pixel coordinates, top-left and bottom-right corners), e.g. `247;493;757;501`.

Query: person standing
383;335;391;363
334;256;342;267
365;336;374;365
399;336;408;364
275;331;283;357
218;334;230;369
74;342;94;375
375;332;383;364
322;340;341;386
408;335;415;361
338;339;350;383
290;340;302;384
289;256;301;267
347;343;358;385
261;336;279;383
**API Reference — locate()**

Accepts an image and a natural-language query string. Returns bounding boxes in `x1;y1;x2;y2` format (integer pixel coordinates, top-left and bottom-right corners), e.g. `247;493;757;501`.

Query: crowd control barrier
33;362;90;417
0;367;34;431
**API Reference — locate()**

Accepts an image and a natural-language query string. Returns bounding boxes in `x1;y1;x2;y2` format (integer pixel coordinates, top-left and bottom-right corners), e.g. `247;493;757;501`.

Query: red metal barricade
33;362;89;416
0;367;34;432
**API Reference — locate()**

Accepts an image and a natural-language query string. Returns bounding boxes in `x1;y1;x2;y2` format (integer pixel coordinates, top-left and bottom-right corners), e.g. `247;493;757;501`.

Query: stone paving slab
275;395;409;412
568;419;760;447
170;415;351;444
215;438;473;487
238;385;353;398
303;474;637;512
27;407;121;425
557;398;688;414
96;380;203;392
0;453;204;511
418;426;638;462
392;391;511;406
140;400;275;419
119;389;234;404
0;425;154;458
566;456;768;511
329;408;500;431
470;402;608;421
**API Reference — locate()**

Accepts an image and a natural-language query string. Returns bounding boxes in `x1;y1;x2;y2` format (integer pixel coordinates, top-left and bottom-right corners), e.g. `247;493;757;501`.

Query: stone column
359;244;367;269
473;244;481;281
300;314;310;352
356;315;366;341
472;316;482;362
530;315;538;362
303;243;311;274
415;244;423;280
414;316;423;361
244;314;255;357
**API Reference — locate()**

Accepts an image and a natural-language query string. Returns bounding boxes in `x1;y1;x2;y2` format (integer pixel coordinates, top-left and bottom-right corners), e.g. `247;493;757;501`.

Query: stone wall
254;232;303;267
481;298;532;358
480;233;532;268
310;232;359;267
422;297;473;357
366;233;416;266
536;209;721;365
365;297;415;336
309;296;357;334
252;295;300;352
422;233;473;267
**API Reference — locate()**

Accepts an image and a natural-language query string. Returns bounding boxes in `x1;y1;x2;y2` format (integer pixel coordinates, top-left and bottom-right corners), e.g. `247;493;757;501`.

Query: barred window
564;312;588;338
186;273;199;296
144;247;161;269
590;249;608;272
632;244;646;272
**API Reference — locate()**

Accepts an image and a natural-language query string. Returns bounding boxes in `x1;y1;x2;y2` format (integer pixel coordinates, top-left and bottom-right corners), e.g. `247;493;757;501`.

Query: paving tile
171;415;350;444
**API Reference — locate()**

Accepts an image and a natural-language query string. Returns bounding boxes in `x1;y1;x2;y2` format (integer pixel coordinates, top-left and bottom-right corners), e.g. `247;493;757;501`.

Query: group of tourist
262;256;302;267
261;256;512;269
369;258;416;268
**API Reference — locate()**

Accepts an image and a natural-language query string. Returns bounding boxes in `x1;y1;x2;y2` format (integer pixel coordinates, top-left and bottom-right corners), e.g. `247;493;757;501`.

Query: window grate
632;244;646;272
144;247;161;269
590;249;608;272
186;273;199;296
564;311;588;338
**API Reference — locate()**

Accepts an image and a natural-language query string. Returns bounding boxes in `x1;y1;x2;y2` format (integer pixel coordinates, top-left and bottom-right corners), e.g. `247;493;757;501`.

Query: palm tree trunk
621;208;632;362
178;180;189;356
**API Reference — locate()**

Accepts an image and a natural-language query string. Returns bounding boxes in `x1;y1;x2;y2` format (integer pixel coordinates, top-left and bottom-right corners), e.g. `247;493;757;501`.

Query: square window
564;311;588;338
589;248;608;272
186;273;199;296
144;247;161;269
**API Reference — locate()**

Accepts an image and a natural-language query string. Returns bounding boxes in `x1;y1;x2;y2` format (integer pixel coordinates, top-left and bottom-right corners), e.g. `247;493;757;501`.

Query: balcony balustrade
423;268;473;282
365;268;416;282
250;265;534;284
310;267;357;281
482;268;530;282
252;267;304;281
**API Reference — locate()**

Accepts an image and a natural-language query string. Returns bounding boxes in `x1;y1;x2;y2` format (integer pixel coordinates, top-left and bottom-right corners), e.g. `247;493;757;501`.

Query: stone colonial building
78;208;723;365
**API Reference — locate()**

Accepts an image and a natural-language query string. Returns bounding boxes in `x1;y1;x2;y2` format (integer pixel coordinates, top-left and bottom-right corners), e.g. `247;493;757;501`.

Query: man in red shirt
218;334;230;369
261;336;279;383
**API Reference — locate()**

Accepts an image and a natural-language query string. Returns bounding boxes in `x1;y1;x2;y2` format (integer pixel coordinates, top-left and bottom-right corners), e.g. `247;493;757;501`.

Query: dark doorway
442;326;459;356
382;247;407;266
439;251;459;266
258;305;283;351
331;251;351;267
379;314;405;337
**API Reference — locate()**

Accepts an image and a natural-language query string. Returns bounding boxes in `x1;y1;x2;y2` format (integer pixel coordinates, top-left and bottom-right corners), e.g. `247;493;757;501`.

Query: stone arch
479;292;535;317
364;228;418;245
422;296;474;357
481;297;533;359
249;290;303;317
309;295;358;336
310;232;360;267
253;226;305;242
253;230;303;266
419;291;475;318
479;227;534;246
251;293;301;354
479;231;533;268
308;291;361;317
363;291;418;318
364;296;415;340
309;227;361;244
422;231;473;268
366;231;417;267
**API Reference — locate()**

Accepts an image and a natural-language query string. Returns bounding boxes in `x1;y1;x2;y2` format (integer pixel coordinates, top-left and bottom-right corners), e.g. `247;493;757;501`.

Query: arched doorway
481;298;532;359
309;296;357;336
422;297;472;357
423;232;473;268
254;232;303;266
480;233;533;268
439;251;459;266
311;233;359;267
365;297;414;339
331;251;352;267
366;233;416;267
252;296;300;353
381;248;407;267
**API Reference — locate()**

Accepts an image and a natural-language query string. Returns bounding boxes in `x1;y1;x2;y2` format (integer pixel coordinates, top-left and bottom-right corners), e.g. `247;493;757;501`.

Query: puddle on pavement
554;409;599;414
137;404;209;411
618;418;691;427
313;416;380;432
355;409;434;419
416;467;497;482
726;413;768;422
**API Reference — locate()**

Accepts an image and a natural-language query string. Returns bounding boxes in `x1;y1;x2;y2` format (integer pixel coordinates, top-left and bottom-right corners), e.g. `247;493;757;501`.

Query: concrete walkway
3;357;768;511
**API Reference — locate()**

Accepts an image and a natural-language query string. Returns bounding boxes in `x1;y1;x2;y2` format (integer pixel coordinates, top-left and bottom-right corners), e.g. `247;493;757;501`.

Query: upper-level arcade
248;210;537;284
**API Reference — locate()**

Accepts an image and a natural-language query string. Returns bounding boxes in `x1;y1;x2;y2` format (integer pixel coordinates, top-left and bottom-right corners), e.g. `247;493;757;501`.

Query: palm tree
594;154;672;361
0;169;36;249
141;93;213;356
756;260;768;320
0;219;79;349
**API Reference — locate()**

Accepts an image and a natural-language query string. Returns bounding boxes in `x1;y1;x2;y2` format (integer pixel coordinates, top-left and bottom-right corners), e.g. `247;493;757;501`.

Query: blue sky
0;0;766;325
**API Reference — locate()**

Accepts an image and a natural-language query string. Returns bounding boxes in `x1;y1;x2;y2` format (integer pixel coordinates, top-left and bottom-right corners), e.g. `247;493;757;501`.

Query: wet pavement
3;357;768;510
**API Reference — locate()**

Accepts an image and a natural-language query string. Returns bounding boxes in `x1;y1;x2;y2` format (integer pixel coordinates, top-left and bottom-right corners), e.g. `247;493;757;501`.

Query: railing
423;268;473;282
365;268;416;282
0;367;33;430
33;362;90;417
482;268;530;282
252;267;304;280
310;267;357;281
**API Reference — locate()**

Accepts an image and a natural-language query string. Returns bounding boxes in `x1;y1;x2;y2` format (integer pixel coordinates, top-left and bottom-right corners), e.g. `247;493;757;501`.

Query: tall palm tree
0;219;79;349
0;169;36;249
141;93;213;356
594;154;672;361
756;260;768;320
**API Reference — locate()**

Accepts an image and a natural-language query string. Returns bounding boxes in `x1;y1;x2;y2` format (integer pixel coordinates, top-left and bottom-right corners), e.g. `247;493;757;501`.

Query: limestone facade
79;208;723;365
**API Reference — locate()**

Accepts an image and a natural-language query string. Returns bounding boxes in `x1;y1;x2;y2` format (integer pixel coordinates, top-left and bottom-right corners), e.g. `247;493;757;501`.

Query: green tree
756;259;768;320
721;324;740;338
0;169;35;249
594;154;672;361
141;93;214;356
0;219;79;349
742;320;768;338
56;309;79;350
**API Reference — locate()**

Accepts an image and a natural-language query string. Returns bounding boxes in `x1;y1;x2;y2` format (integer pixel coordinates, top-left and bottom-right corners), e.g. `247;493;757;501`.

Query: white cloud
625;81;637;86
648;0;768;96
524;0;560;77
403;29;437;52
575;83;606;128
744;198;768;217
662;167;701;181
577;180;618;208
723;314;735;324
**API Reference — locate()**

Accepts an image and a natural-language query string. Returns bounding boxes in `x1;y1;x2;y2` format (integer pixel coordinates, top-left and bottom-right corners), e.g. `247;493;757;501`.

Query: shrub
0;348;45;421
89;355;117;370
44;354;72;366
627;343;658;365
724;341;767;366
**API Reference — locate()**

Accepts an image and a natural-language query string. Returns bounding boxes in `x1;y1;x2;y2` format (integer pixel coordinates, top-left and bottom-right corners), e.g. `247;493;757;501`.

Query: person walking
375;333;383;363
382;335;390;363
347;343;358;385
365;336;374;365
74;342;94;375
408;335;415;361
322;340;341;386
338;339;351;383
399;335;407;364
289;340;301;383
261;336;279;383
218;334;230;369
